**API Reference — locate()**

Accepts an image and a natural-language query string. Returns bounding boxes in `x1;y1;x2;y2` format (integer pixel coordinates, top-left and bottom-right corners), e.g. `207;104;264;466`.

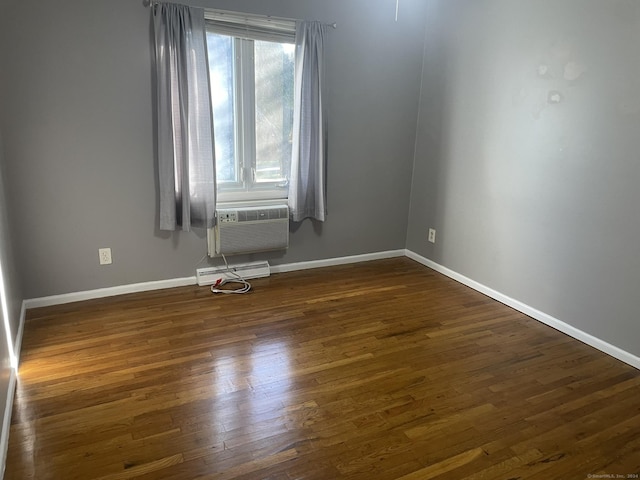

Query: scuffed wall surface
408;0;640;356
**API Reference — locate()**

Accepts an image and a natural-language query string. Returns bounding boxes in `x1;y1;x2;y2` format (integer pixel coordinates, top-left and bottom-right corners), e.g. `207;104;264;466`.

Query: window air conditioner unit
208;204;289;256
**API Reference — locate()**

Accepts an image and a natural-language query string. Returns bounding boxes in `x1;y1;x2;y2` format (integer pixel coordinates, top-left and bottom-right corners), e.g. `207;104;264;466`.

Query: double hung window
205;12;296;203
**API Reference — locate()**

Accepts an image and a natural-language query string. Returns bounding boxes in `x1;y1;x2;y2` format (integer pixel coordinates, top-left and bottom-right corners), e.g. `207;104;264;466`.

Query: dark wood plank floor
5;258;640;479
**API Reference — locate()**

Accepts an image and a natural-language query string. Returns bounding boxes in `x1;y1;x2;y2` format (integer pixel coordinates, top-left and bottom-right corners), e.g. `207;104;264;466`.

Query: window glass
207;33;237;184
207;30;294;200
254;41;295;183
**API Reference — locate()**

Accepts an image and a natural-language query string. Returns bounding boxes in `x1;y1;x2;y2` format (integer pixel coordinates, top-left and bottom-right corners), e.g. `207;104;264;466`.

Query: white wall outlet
98;248;112;265
428;228;436;244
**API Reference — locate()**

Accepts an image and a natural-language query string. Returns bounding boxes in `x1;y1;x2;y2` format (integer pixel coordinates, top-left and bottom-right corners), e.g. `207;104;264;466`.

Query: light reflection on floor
211;339;293;445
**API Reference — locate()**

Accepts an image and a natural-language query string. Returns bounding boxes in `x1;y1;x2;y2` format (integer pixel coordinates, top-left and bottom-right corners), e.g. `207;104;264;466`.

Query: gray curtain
152;3;216;231
289;21;328;222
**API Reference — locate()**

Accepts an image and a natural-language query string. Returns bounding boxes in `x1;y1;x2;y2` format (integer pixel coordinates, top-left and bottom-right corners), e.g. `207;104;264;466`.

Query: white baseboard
0;300;27;476
21;249;640;371
405;250;640;371
24;276;197;309
0;366;16;479
13;302;26;367
271;249;406;274
23;251;407;309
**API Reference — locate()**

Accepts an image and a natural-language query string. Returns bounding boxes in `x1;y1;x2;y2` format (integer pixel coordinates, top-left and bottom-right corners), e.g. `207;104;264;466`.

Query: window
206;20;295;203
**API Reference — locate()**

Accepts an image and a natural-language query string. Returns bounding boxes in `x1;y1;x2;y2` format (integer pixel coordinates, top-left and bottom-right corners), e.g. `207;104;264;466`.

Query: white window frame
205;9;297;204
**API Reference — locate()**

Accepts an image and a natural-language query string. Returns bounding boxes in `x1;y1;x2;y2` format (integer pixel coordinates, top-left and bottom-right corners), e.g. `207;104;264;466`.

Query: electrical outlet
98;248;112;265
428;228;436;244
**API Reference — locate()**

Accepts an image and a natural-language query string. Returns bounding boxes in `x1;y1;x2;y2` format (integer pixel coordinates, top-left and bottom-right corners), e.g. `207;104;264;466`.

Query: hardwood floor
5;258;640;479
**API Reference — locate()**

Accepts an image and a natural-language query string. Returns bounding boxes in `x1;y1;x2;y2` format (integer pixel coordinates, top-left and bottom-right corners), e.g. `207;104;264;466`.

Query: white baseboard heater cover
196;261;271;286
209;204;289;256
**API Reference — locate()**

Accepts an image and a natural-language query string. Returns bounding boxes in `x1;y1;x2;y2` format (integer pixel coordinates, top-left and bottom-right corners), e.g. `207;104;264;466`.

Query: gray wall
0;0;427;299
0;127;24;457
407;0;640;357
0;0;26;460
0;130;22;350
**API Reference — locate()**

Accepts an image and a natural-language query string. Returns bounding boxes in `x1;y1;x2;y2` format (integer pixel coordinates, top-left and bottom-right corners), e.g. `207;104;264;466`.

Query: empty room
0;0;639;478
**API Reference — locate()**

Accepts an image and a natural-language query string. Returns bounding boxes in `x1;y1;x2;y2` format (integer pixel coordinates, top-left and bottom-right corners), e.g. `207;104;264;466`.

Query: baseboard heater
196;261;271;286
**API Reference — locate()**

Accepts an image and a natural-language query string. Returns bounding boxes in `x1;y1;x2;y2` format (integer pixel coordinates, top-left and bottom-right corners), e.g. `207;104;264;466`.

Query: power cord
210;253;252;295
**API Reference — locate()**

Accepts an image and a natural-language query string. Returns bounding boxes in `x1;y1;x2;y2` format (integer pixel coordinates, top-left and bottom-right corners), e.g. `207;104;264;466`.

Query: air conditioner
208;204;289;256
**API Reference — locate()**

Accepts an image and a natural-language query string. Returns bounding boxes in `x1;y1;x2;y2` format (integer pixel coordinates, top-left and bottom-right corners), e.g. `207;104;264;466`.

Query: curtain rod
142;1;337;29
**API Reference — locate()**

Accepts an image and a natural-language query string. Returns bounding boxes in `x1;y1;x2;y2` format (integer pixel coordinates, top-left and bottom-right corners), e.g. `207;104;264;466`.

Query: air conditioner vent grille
233;206;288;222
209;204;289;256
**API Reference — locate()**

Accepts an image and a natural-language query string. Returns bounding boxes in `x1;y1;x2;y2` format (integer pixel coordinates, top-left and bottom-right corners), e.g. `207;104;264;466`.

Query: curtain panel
152;3;216;231
289;21;329;223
